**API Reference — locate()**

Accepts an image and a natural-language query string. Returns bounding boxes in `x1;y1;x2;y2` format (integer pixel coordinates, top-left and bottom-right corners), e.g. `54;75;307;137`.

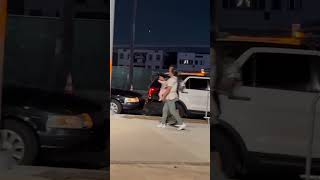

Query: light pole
128;0;138;90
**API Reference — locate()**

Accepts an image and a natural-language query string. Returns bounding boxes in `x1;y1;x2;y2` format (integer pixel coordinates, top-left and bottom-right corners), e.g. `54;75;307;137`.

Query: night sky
114;0;210;46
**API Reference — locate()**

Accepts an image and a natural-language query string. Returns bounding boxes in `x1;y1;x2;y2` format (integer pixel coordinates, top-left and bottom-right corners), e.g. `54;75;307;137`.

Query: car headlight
46;113;93;129
124;97;139;103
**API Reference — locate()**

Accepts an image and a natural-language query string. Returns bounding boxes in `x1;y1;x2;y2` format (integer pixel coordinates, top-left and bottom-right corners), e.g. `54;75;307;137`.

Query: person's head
158;75;165;81
168;65;178;77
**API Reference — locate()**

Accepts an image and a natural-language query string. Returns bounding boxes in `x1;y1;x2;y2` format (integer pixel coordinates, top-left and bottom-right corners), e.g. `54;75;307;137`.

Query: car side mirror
180;84;186;91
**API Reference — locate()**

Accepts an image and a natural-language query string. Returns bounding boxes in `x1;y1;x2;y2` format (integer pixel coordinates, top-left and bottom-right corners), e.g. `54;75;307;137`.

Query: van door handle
228;95;251;101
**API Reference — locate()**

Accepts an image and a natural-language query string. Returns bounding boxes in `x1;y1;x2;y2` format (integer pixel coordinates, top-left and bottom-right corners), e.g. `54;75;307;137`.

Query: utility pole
128;0;138;90
0;0;9;170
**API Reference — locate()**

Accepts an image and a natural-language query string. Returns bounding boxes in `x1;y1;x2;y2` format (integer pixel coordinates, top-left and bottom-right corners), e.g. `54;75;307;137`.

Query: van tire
214;131;240;178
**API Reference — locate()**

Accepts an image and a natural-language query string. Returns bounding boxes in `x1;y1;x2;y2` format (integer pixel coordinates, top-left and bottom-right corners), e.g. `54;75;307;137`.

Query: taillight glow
148;87;159;98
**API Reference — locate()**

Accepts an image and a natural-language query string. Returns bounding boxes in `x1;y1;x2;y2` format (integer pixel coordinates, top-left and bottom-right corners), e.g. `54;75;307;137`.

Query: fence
4;15;109;96
111;66;154;91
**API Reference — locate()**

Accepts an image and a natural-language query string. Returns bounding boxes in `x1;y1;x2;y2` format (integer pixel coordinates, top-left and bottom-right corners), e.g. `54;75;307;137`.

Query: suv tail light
148;87;159;99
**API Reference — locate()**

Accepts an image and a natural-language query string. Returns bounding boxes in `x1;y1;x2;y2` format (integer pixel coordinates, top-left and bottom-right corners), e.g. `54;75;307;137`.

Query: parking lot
110;113;210;179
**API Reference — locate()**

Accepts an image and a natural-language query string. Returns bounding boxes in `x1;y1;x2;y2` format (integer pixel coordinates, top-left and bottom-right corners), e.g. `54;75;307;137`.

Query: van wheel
214;132;240;178
2;119;39;165
176;103;186;118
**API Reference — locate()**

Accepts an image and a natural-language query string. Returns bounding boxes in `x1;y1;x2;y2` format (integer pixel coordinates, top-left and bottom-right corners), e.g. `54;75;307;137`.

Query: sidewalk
111;114;210;164
110;114;210;179
111;164;209;180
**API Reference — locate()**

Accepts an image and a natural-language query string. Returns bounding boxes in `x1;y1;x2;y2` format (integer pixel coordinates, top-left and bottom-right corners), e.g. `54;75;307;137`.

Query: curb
110;161;210;166
116;114;209;124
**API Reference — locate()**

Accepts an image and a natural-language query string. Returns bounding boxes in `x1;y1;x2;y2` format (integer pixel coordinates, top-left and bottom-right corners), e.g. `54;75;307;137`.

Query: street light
128;0;138;90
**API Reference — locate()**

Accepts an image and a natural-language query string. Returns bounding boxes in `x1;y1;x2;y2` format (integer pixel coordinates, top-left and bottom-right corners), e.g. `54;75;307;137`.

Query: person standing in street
157;66;186;130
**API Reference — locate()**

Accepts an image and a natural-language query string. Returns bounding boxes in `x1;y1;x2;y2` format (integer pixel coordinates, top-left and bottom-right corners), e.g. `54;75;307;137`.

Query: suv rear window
186;78;209;90
242;53;312;92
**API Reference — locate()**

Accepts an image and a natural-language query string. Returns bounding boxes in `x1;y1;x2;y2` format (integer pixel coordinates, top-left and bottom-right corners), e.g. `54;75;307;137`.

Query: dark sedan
111;88;145;114
1;85;108;166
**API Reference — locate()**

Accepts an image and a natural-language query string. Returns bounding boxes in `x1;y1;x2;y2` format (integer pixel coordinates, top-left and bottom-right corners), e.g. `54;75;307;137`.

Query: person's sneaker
157;123;164;128
177;123;186;130
161;124;167;128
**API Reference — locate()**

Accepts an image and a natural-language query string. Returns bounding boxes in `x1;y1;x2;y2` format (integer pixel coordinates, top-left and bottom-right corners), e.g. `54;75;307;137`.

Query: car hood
2;86;103;114
111;88;142;98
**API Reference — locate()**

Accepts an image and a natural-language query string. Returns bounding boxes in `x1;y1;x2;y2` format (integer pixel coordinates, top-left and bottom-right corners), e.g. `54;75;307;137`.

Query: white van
212;45;320;177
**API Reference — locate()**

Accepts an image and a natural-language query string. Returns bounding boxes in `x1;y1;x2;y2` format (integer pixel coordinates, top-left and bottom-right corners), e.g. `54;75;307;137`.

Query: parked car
110;88;145;114
1;85;108;166
212;43;320;178
144;72;210;117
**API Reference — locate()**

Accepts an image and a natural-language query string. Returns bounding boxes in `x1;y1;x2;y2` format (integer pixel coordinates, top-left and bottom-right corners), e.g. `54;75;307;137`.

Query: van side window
186;78;209;90
241;53;311;92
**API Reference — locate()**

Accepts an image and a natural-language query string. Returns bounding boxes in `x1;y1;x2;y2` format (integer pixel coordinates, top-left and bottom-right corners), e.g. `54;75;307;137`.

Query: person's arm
162;86;172;100
162;78;173;100
158;80;166;84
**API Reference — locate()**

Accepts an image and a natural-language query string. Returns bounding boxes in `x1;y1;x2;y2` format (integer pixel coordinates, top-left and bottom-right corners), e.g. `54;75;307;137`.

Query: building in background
177;52;210;72
114;45;210;70
117;49;164;70
218;0;319;35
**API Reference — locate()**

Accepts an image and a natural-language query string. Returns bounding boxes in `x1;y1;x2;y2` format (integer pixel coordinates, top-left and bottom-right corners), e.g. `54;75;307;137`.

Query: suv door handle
228;95;251;101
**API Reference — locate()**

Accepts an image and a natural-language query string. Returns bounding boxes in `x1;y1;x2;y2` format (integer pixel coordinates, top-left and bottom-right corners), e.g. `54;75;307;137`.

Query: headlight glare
46;113;93;129
124;97;139;103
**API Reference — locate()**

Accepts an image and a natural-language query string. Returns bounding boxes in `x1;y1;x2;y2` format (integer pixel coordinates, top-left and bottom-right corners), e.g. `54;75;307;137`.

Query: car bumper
122;100;145;110
39;128;106;152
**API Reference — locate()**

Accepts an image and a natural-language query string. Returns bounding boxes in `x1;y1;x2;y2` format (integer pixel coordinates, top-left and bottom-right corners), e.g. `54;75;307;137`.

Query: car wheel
176;103;187;118
111;99;122;114
2;119;39;165
214;131;240;178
